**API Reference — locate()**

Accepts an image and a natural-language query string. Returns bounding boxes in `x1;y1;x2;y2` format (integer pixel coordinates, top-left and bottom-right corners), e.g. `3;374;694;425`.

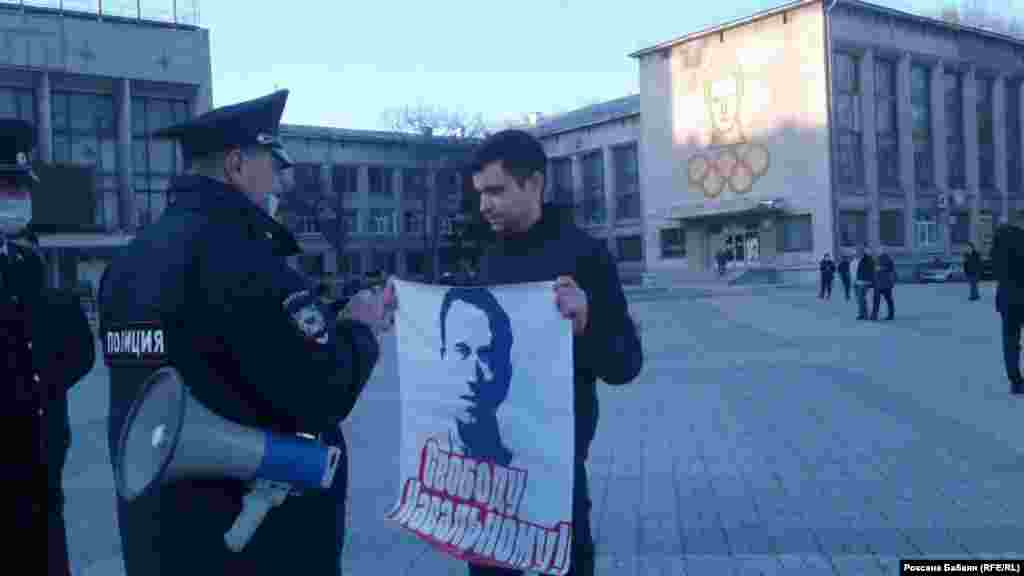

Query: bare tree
382;105;488;282
934;0;1023;38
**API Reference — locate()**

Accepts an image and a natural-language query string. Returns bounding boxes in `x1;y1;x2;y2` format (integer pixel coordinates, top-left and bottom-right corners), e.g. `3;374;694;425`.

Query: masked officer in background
991;222;1024;395
99;90;393;575
1;118;96;575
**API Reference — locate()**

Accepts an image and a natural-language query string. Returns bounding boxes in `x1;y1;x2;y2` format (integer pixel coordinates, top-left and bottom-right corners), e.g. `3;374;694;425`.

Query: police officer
98;90;392;575
1;118;96;575
991;222;1024;395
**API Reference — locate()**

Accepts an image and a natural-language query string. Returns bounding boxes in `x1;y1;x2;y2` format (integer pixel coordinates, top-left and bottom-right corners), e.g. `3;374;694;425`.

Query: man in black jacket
819;253;835;299
855;246;876;320
2;118;96;575
964;243;982;301
991;223;1024;395
837;255;852;300
99;90;392;575
390;130;644;575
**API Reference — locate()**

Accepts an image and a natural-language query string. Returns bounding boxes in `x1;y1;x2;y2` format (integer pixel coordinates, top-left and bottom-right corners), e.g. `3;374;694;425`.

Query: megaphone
115;366;342;503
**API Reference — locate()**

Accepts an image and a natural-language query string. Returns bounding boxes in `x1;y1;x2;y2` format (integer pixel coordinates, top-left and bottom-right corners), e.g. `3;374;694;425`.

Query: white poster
387;279;575;575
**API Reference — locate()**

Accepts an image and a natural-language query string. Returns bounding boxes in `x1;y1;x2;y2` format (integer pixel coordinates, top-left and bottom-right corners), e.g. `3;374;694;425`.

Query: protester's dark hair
470;130;546;188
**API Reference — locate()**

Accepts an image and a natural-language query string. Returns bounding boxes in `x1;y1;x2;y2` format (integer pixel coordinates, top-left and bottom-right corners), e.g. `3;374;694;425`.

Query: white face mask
0;198;31;235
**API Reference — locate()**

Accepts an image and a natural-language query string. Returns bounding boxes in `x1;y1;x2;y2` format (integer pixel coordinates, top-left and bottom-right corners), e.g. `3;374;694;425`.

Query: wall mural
687;72;770;198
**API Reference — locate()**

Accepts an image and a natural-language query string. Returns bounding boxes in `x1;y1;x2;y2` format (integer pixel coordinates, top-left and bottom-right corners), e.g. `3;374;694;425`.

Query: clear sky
199;0;1006;131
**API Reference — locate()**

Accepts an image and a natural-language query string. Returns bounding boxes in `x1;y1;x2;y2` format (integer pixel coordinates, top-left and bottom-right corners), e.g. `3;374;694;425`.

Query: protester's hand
554;275;588;335
339;288;393;337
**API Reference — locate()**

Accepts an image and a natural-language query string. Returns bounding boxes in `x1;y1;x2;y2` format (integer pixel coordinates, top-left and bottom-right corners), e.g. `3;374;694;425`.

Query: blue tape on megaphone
257;434;331;490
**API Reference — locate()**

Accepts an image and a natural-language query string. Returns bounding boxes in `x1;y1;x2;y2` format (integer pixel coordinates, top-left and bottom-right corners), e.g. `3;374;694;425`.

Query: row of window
837;208;978;249
283;162;459;200
547;143;641;223
833;53;1023;196
0;87;188;229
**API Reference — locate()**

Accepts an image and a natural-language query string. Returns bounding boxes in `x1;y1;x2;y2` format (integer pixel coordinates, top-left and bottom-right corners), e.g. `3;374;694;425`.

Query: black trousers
819;276;833;299
1001;308;1024;391
48;493;71;576
468;461;593;576
840;276;851;300
969;277;980;300
872;288;894;319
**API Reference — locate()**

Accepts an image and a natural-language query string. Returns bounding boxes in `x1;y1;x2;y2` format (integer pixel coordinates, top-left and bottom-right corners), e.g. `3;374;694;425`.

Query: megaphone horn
115;366;342;502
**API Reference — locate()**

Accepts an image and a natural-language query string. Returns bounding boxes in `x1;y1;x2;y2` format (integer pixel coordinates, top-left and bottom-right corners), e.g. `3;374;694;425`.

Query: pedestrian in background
819;253;835;299
854;246;875;320
871;251;895;321
837;255;852;301
964;242;982;301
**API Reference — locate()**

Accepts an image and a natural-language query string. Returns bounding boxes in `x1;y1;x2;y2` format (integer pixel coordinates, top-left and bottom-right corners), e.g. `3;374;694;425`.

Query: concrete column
898;54;915;253
963;67;979;248
35;71;52;163
118;79;133;232
603;146;616;247
994;75;1008;224
859;48;879;249
571;155;584;225
931;62;948;194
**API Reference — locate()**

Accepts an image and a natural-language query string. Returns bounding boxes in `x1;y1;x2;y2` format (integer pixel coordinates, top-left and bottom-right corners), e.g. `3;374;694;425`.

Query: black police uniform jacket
477;204;643;462
98;175;380;575
1;240;94;531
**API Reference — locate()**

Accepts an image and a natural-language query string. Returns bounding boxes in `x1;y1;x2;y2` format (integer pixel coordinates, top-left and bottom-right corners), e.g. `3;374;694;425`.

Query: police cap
154;89;294;169
0;118;39;183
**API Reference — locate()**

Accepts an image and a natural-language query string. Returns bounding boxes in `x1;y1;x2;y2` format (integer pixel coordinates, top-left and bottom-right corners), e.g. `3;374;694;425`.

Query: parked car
918;259;962;283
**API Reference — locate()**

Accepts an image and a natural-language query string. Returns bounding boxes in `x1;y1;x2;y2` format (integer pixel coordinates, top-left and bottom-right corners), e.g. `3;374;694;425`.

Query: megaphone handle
224;488;281;552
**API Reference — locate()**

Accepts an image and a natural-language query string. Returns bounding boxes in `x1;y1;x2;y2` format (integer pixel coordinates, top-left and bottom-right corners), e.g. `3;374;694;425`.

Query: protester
99;90;392;575
1;118;96;576
385;130;643;576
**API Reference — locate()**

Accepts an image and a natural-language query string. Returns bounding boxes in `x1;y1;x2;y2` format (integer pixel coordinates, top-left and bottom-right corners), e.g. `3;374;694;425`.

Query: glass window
911;65;933;189
94;95;116;136
951;211;970;244
0;87;17;118
149;140;176;174
147;99;175;134
839;211;867;247
550;157;574;204
368;208;395;234
70;134;99;166
133;140;148;173
401;167;425;200
616;236;643;262
977;76;995;190
334;165;359;196
368;166;393;196
660;227;686;259
404;211;424;235
100;138;117;173
51;93;68;131
52;133;70;164
876;59;899;188
945;71;966;190
613;144;638;196
132;97;148;136
880;210;905;247
69;93;96;133
582;151;605;224
779;215;813;252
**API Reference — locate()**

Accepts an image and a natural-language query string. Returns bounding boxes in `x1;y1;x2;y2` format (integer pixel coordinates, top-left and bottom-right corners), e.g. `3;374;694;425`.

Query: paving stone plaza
63;282;1023;575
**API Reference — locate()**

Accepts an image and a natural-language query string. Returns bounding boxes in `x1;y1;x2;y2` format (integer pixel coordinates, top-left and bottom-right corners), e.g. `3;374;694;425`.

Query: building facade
529;96;646;281
631;0;1024;281
277;124;477;284
0;1;211;291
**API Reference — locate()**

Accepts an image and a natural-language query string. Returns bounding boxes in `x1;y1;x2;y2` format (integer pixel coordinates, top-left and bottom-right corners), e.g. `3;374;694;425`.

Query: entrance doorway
724;229;760;266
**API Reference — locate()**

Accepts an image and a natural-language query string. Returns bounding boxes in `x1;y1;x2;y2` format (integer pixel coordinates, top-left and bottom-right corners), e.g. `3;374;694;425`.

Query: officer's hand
340;289;393;336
